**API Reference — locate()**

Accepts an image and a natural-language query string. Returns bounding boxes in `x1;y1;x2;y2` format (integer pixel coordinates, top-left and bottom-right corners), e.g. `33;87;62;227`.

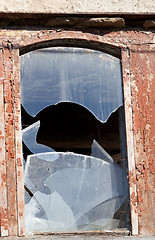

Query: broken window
20;47;130;234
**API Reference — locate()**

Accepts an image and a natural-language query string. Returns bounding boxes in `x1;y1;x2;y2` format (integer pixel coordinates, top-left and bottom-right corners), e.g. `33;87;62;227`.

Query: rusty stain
1;173;6;182
6;102;13;113
17;158;22;167
128;171;137;186
130;192;138;207
19;212;23;217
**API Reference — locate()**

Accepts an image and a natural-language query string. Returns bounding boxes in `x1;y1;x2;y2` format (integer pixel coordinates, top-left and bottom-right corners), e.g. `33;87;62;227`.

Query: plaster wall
0;0;155;14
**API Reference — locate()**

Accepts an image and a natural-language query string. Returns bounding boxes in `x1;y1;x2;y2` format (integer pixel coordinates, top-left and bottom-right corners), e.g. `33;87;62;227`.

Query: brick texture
0;28;154;236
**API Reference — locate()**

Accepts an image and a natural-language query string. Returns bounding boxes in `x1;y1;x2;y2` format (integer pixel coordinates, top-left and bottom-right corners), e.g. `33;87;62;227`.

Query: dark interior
22;102;121;162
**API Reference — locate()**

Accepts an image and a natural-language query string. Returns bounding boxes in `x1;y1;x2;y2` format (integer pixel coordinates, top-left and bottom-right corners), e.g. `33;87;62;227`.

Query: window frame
0;32;139;237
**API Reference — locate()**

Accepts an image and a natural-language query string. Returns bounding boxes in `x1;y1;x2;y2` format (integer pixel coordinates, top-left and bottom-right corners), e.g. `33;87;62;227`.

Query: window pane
20;47;130;234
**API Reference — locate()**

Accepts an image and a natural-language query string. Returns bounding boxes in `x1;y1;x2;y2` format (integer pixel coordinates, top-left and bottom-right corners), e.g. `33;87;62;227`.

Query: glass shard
20;47;123;122
24;152;128;233
91;140;114;163
22;121;55;157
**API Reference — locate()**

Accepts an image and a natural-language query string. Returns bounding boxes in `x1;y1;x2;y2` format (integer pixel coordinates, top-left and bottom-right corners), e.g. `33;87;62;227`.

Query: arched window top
20;47;123;122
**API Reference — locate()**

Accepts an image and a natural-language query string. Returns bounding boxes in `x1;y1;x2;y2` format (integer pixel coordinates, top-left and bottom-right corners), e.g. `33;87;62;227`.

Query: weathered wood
3;47;18;236
121;48;139;235
12;48;25;236
129;45;155;235
0;48;8;237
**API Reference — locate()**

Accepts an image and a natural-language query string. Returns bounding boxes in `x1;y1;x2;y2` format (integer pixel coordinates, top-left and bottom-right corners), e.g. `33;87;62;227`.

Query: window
20;47;130;234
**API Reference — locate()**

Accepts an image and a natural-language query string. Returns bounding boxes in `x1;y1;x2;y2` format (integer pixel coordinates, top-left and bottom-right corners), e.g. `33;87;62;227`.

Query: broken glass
20;47;129;234
22;121;55;154
24;152;128;233
91;140;114;163
20;47;123;123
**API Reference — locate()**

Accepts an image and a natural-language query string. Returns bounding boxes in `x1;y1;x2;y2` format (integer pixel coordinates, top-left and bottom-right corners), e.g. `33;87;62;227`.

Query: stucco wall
0;0;155;13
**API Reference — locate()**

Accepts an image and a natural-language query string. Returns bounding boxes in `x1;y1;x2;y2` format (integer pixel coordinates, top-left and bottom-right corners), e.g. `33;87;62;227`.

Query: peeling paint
0;28;154;237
